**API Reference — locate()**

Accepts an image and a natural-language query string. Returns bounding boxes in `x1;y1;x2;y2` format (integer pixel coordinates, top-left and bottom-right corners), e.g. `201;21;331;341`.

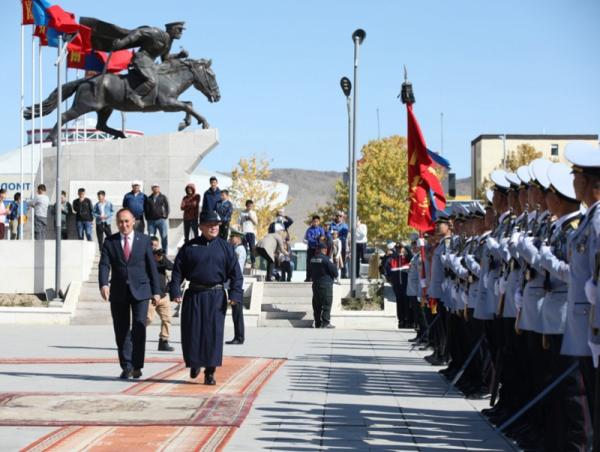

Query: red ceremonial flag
21;0;35;25
66;24;92;54
33;25;48;45
406;103;446;232
47;5;79;33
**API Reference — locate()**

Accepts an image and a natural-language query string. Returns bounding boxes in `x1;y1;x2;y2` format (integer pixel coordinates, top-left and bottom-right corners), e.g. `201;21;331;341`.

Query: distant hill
267;169;344;241
265;169;472;241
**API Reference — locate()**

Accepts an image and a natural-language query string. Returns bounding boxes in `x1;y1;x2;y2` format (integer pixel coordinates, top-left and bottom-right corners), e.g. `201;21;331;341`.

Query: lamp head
340;77;352;97
352;29;366;45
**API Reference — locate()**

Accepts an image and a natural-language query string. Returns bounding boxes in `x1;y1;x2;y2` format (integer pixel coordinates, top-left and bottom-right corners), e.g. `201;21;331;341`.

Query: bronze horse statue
24;58;220;145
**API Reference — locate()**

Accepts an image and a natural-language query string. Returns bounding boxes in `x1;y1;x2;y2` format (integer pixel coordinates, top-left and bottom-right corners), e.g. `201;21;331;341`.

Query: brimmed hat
199;211;221;225
547;162;577;202
229;228;245;239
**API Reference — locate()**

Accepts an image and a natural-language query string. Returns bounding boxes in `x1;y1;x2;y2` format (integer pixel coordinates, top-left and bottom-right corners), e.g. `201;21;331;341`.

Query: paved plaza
0;324;513;451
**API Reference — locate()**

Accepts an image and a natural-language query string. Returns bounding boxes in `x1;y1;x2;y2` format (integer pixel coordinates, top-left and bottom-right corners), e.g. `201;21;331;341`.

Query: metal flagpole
64;66;68;144
350;29;365;297
39;39;44;183
19;22;25;240
31;31;36;239
52;35;66;303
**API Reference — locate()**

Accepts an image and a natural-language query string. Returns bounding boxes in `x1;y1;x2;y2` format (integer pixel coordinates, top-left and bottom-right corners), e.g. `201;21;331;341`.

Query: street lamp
339;77;352;281
350;28;365;297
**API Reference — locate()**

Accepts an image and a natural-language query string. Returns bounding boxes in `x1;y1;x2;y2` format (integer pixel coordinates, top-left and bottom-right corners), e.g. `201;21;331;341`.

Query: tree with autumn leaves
229;156;288;239
310;135;416;245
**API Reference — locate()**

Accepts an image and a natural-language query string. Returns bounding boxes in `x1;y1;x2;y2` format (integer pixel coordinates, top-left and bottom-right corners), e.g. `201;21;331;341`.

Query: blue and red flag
406;103;447;232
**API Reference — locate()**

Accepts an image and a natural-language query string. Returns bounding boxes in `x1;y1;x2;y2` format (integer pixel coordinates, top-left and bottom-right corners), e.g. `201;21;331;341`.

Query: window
551;144;559;157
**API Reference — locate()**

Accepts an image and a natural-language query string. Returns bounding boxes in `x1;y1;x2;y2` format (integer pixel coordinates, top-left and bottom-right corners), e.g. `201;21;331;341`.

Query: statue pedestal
39;129;220;254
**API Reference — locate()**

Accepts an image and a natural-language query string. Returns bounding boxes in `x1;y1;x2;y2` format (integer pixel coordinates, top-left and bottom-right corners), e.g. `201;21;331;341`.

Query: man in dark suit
99;208;161;379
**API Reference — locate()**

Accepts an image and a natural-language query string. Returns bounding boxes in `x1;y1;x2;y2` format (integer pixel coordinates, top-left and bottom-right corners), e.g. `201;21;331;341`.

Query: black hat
318;242;328;250
165;21;185;30
199;211;222;225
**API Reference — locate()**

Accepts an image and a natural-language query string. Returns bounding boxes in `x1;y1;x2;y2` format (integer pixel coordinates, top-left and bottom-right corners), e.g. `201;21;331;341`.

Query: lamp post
339;76;352;281
501;134;507;169
350;28;365;297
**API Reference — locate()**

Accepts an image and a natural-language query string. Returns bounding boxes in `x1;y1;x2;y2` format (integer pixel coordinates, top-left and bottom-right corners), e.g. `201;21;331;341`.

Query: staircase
259;282;314;328
71;253;113;325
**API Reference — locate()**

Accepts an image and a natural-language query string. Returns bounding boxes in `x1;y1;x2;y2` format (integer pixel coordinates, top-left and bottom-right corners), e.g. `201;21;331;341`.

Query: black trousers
245;233;256;264
110;298;149;371
96;222;112;251
356;242;366;276
183;219;198;242
280;261;293;282
340;239;348;278
134;217;145;233
231;302;245;342
312;283;333;327
218;221;229;240
305;247;316;281
256;247;274;281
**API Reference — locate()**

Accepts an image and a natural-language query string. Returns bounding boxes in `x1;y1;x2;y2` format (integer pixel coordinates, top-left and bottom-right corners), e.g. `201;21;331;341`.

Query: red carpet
1;356;285;451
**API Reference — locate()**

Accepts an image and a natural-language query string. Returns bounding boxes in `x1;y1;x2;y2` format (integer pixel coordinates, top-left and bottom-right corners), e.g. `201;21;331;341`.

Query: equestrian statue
24;18;220;146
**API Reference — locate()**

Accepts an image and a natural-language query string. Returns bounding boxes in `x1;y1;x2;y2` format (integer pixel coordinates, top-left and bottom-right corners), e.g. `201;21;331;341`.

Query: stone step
261;298;313;307
258;317;314;328
262;285;313;298
262;311;313;320
262;303;313;313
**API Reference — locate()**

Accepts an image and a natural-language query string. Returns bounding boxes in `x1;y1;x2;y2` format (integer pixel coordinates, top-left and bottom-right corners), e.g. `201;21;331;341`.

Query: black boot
158;339;175;351
204;367;216;385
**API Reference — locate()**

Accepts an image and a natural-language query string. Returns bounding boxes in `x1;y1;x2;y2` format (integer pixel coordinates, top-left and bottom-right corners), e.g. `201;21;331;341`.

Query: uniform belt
188;283;224;292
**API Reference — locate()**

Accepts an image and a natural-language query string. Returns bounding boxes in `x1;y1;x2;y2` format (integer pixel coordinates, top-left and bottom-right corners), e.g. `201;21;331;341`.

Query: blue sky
1;0;599;178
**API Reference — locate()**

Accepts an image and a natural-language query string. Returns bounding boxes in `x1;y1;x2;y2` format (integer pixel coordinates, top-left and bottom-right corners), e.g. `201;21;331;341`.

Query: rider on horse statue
111;21;188;108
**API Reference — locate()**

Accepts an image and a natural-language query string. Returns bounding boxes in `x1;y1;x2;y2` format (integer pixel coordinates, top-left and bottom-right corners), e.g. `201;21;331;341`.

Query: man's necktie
123;235;131;261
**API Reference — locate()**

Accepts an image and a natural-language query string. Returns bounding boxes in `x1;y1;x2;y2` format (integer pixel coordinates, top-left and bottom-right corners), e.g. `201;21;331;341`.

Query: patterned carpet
0;356;284;451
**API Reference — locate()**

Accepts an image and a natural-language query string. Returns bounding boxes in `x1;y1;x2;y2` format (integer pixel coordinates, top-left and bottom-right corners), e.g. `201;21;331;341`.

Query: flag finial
399;65;415;105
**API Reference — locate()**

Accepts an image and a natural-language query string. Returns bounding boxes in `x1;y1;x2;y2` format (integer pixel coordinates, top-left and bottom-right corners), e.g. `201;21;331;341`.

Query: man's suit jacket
99;232;161;303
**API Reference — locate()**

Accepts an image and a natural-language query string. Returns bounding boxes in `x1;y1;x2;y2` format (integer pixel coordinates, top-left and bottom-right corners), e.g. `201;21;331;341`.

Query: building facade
471;134;598;197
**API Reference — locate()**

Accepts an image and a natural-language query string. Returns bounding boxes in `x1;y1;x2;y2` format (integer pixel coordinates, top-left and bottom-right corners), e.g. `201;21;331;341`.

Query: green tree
230;155;288;239
312;135;415;244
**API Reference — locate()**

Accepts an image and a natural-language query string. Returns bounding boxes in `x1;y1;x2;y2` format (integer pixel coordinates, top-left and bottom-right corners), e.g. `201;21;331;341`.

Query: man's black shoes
226;339;244;345
204;373;216;385
158;339;175;351
132;368;142;379
119;369;133;379
190;367;201;379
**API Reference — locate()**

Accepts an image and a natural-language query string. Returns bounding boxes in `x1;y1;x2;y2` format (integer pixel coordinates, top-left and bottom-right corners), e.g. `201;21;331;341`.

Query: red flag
66;24;92;54
406;103;446;232
33;25;48;45
21;0;35;25
47;5;78;33
97;50;133;73
66;49;86;69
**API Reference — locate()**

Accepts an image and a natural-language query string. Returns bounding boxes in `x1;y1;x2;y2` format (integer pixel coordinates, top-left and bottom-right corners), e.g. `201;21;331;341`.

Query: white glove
486;237;497;250
494;280;499;296
514;290;523;310
585;279;598;305
483;274;489;289
419;278;427;289
589;338;600;368
461;291;468;306
510;232;521;246
499;277;507;295
540;245;551;256
417;238;425;247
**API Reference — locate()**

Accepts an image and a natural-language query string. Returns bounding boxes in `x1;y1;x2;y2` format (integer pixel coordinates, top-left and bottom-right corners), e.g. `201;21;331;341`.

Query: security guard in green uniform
310;242;338;328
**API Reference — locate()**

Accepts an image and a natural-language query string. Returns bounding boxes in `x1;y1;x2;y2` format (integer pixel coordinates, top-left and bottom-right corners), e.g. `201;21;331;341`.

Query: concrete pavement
0;324;513;451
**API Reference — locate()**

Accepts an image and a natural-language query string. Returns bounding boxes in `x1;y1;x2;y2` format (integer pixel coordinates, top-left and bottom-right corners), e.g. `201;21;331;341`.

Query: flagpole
31;31;36;240
52;34;65;303
39;38;44;184
350;29;365;297
19;22;25;240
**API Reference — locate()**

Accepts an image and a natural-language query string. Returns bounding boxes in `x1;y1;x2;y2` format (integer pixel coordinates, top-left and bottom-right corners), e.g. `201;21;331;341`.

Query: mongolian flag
406;103;446;232
33;25;59;47
32;0;50;26
21;0;35;25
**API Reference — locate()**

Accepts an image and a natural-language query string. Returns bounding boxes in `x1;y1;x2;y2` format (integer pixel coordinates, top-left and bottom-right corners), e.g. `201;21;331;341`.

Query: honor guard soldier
535;161;589;450
170;211;243;384
513;158;554;445
562;142;600;450
310;242;338;328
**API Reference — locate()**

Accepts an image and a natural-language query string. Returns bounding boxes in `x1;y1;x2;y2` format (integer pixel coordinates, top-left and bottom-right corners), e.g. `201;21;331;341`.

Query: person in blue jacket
304;215;325;282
